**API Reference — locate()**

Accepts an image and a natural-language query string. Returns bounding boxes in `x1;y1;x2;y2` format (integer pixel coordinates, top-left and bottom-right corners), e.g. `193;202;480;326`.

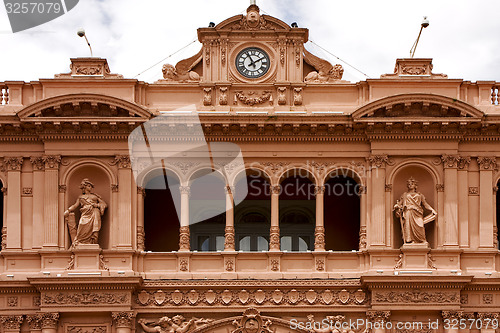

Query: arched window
234;171;271;251
324;175;360;251
144;174;181;252
279;173;315;251
189;171;226;252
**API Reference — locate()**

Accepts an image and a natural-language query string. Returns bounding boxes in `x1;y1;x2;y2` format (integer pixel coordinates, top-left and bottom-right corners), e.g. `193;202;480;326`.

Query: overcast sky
1;0;500;83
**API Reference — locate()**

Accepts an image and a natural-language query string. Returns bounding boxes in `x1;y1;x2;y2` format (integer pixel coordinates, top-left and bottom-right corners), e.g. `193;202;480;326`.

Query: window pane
239;236;251;251
281;236;292;251
216;236;225;251
298;236;309;251
199;236;209;251
257;236;268;251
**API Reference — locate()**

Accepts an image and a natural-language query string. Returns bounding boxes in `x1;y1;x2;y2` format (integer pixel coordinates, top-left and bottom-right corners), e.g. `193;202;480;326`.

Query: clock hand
253;56;266;63
247;52;256;67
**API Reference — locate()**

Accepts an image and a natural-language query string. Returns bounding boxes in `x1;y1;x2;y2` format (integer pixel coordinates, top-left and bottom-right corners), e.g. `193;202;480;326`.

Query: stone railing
0;85;8;105
491;85;500;105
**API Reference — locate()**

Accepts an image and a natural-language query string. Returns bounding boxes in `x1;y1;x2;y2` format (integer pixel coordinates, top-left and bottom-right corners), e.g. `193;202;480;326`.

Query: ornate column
26;314;42;332
269;185;281;251
478;157;496;248
30;157;45;249
366;311;391;333
0;315;23;333
224;185;235;251
112;312;136;333
43;155;61;248
314;185;325;251
136;187;145;251
441;311;464;333
368;155;388;247
441;155;460;247
40;313;59;333
457;156;471;247
477;313;499;333
360;184;368;250
4;157;23;250
114;156;133;248
179;185;191;251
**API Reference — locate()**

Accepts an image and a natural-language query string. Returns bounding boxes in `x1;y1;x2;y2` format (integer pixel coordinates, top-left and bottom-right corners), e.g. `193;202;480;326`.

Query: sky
1;0;500;83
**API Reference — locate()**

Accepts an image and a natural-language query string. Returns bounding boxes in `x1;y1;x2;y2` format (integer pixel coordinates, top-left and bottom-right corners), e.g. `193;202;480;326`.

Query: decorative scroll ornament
314;226;325;251
41;313;59;329
358;225;367;249
219;87;228;105
68;326;107;333
137;226;145;251
269;226;280;250
43;292;128;305
1;226;7;250
225;258;234;272
270;258;279;272
30;156;45;170
112;155;131;169
179;226;190;251
234;91;272;106
43;155;62;169
315;258;325;271
374;290;458;303
203;88;212;106
477;156;497;170
441;311;464;320
225;226;235;251
179;257;188;271
26;314;43;330
277;87;287;105
4;157;23;171
441;154;459;168
457;156;471;169
231;5;277;31
367;311;391;322
293;87;303;106
368;154;388;168
231;308;273;333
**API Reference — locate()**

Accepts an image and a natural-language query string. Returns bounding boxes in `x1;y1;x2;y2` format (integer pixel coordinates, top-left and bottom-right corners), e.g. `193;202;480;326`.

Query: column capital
4;157;23;171
366;310;391;322
441;154;459;168
137;186;146;196
179;186;191;195
113;155;131;169
40;312;59;329
368;154;389;168
42;155;61;169
441;310;464;320
26;314;42;330
270;185;281;195
224;185;235;195
0;315;23;330
457;156;471;170
477;156;497;170
111;311;136;329
477;312;499;320
314;185;325;195
30;156;45;171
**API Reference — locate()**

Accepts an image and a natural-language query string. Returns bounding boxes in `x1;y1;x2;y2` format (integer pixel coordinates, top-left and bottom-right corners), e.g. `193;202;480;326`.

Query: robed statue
64;178;107;246
393;177;437;244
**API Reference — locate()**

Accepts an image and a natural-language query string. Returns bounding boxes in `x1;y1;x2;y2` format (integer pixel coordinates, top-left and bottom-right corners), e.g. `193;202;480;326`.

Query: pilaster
30;156;44;249
179;185;190;251
4;157;23;250
368;155;388;247
270;185;281;251
115;155;132;249
441;155;459;247
136;187;145;251
478;157;496;248
314;185;325;251
224;185;235;251
42;155;61;248
457;156;471;247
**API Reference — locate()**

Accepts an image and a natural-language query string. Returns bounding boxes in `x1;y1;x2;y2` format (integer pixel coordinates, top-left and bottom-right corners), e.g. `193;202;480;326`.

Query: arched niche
65;164;112;249
142;167;181;252
323;168;362;251
391;163;438;249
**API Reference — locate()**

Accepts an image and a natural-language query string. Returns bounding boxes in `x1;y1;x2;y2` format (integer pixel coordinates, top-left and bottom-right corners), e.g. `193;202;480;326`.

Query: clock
235;47;270;78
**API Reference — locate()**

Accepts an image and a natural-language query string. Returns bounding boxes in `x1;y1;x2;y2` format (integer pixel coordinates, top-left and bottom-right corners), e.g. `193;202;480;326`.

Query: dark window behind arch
324;175;360;251
144;175;180;252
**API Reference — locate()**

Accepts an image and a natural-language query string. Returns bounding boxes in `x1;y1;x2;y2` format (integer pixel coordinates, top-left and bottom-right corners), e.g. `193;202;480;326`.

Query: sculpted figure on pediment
393;177;436;244
304;49;344;83
64;178;107;246
161;49;202;82
138;315;212;333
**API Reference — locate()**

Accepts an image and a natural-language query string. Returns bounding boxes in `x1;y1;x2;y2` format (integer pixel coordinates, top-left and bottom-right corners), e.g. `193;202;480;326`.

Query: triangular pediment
352;93;484;122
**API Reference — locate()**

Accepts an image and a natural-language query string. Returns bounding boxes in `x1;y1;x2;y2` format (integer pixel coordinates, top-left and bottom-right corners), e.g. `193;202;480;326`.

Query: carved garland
234;91;272;106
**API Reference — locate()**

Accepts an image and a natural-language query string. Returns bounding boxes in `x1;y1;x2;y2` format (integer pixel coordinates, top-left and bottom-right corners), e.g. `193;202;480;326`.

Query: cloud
1;0;499;82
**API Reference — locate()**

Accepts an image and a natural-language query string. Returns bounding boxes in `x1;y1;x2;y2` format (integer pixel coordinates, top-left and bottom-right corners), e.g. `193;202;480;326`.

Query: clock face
235;47;270;78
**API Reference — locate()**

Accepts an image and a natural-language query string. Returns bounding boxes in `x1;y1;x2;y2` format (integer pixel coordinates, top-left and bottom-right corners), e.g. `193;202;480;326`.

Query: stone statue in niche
64;178;107;246
393;177;437;244
138;315;212;333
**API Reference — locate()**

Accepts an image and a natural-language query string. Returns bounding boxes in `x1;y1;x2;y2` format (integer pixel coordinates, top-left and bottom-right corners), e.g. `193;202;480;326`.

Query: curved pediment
17;93;153;120
352;93;484;121
215;5;290;32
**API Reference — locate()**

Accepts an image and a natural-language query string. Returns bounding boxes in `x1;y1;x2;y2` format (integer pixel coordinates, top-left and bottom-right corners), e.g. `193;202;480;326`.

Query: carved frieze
374;290;459;304
42;292;128;305
67;325;107;333
234;91;272;106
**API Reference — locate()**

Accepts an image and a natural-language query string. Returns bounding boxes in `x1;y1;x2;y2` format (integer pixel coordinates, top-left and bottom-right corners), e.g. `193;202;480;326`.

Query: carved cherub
161;49;202;82
304;49;344;83
138;316;212;333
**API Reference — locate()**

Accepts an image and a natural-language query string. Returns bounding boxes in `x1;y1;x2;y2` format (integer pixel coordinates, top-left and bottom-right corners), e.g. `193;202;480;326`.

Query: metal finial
250;0;256;5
